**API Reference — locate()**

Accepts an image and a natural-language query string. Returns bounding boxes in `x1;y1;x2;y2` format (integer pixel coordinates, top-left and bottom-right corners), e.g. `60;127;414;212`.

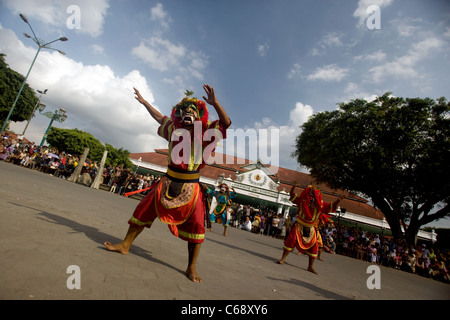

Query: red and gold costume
283;186;338;258
129;96;230;243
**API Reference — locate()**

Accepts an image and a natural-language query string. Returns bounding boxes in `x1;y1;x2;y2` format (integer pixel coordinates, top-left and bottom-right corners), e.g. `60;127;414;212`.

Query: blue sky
1;0;449;174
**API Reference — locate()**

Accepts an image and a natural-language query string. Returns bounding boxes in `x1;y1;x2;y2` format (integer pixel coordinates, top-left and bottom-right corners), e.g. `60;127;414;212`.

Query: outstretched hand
133;87;163;124
202;84;218;106
134;87;145;104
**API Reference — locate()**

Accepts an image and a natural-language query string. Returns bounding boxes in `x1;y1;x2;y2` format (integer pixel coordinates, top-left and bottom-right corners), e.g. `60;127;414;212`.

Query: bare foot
276;260;284;265
185;268;202;283
104;241;129;254
307;267;318;275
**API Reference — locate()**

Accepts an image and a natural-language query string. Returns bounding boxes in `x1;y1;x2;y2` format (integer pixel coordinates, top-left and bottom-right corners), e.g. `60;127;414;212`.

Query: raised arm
202;84;231;127
290;178;300;198
134;87;164;125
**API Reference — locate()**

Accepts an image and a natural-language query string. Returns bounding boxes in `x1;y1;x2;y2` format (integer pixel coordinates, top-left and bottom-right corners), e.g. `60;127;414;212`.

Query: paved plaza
1;161;449;301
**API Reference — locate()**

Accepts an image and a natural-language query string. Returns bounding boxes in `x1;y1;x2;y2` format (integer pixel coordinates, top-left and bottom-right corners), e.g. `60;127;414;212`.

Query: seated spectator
252;214;261;233
415;257;427;276
368;243;378;264
241;216;252;231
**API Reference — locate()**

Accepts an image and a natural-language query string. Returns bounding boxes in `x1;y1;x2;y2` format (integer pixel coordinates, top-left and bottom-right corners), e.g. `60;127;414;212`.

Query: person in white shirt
242;216;252;231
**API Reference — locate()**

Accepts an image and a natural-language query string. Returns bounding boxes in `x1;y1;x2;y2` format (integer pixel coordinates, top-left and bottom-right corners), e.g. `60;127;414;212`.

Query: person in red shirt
276;182;344;274
104;85;231;283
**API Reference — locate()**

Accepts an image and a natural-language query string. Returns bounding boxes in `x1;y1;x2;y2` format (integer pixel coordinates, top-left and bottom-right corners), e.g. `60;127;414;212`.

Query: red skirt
283;223;318;258
128;176;206;243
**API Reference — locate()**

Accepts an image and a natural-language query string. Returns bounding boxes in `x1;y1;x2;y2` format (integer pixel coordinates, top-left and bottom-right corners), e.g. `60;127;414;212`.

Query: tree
46;127;133;168
293;93;450;246
104;143;133;168
0;53;38;129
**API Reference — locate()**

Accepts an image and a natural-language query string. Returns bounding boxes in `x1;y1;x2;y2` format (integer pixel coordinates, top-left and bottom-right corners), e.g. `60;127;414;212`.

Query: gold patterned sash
160;177;195;209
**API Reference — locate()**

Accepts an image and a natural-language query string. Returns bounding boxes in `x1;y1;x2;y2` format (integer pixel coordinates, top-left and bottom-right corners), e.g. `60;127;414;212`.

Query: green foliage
293;93;450;245
0;53;38;128
46;127;132;168
104;143;133;168
184;90;194;97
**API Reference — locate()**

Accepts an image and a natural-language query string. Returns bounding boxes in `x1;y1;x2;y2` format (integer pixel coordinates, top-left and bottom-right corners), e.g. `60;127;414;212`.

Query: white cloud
321;32;344;47
368;37;444;83
353;0;393;27
132;36;186;72
1;25;166;153
231;101;314;171
3;0;109;38
257;42;270;57
354;50;386;62
343;82;378;103
444;27;450;39
307;64;349;82
287;63;301;79
394;17;424;37
311;31;344;56
150;3;172;30
131;36;208;89
91;44;105;55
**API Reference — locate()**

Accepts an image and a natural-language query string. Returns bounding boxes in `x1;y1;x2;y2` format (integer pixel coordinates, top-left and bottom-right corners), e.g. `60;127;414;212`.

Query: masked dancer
104;85;231;283
276;182;344;274
205;183;236;236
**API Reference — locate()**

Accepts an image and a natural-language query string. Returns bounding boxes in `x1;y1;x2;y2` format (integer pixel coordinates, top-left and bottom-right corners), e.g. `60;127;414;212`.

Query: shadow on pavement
267;276;352;300
9;201;185;277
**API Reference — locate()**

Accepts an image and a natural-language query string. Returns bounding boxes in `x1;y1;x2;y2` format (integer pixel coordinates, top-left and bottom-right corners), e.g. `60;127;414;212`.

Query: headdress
170;90;209;129
299;185;322;206
297;185;325;217
218;183;230;193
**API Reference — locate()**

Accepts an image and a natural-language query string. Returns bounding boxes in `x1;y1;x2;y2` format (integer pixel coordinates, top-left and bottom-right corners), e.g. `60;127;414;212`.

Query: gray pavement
1;160;449;301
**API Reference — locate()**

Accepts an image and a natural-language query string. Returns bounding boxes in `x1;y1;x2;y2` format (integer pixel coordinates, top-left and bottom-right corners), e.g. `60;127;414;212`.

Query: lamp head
19;13;29;24
37;103;46;112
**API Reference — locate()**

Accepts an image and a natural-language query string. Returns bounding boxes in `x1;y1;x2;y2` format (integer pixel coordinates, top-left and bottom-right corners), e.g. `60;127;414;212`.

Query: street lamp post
39;107;67;147
22;89;48;136
0;13;67;135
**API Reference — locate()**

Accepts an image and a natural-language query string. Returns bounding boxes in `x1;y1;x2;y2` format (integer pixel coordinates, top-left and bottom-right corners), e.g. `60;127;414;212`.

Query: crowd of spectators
322;223;449;284
227;203;449;284
0;133;163;196
230;204;291;239
1;133;90;179
103;165;161;196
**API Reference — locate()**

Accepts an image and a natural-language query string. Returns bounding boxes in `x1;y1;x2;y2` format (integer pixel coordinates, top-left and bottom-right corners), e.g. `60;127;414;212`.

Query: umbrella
46;153;60;159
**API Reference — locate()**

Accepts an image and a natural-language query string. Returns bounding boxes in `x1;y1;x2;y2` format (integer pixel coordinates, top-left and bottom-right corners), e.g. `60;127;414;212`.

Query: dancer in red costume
104;85;231;283
276;181;344;274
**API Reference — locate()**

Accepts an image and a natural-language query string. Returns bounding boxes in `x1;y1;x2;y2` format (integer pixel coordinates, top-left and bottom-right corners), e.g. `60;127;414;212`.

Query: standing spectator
368;243;377;264
258;213;266;235
421;244;431;268
278;214;285;239
266;213;273;237
271;214;280;238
